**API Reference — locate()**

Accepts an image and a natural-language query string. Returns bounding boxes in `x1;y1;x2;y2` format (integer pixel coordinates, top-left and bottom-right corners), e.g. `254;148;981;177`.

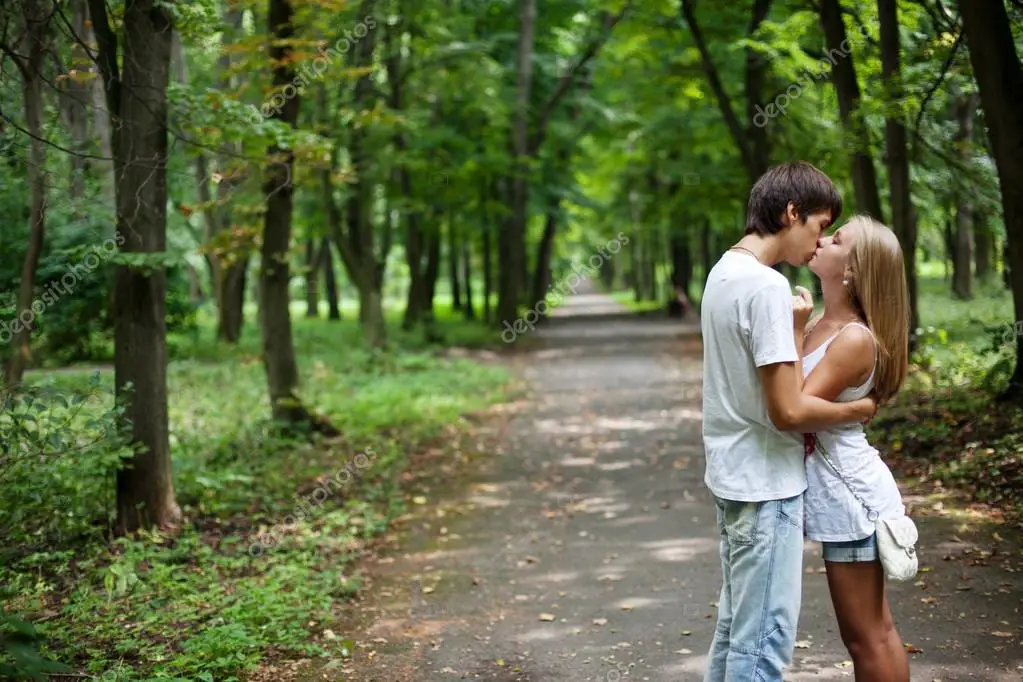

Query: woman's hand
792;285;813;332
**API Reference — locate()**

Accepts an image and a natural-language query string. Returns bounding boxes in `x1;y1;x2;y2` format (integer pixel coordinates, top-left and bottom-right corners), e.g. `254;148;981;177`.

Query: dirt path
329;285;1023;681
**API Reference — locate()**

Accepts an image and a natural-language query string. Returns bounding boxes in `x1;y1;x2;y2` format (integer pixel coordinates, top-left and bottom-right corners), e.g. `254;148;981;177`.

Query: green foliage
0;593;70;681
0;376;130;561
869;278;1023;518
0;318;508;679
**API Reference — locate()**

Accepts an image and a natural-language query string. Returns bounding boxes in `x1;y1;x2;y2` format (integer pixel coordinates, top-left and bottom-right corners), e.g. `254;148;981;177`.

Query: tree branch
910;29;963;157
679;0;756;180
85;0;120;116
529;2;631;154
0;106;114;161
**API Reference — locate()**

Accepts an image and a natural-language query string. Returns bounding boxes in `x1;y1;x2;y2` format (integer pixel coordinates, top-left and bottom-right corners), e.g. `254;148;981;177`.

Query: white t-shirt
701;251;805;502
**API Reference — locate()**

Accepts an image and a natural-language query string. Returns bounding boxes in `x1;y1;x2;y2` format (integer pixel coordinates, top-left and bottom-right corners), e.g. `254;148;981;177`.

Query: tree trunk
338;0;386;349
952;94;977;300
700;219;712;292
671;232;693;301
4;0;48;388
531;198;559;318
400;190;425;330
62;0;92;200
745;0;772;180
1004;241;1012;291
632;236;644;303
878;0;918;327
305;239;320;318
322;237;341;320
200;6;246;344
462;236;475;320
499;0;535;326
820;0;884;220
85;0;182;533
424;218;441;311
483;215;493;324
960;0;1023;400
259;0;314;425
80;0;115;213
953;206;974;299
448;217;462;312
218;261;247;342
974;209;992;281
420;219;442;341
359;283;387;348
943;217;953;283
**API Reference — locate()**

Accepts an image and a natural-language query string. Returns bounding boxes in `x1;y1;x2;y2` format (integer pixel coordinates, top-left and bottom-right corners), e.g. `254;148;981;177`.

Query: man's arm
759;362;875;432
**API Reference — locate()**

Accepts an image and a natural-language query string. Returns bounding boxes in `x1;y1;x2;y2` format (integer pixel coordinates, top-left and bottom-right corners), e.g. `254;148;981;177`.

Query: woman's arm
801;325;876;401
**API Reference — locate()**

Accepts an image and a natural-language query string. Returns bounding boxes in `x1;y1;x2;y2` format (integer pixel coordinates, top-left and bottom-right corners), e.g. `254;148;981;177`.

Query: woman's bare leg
883;594;910;681
825;560;908;682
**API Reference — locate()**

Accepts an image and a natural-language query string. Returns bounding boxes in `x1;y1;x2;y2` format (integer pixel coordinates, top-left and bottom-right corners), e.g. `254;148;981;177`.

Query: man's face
785;208;833;266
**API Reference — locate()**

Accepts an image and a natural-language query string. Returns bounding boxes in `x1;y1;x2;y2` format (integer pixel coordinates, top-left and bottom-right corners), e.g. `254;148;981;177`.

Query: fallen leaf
539;613;556;622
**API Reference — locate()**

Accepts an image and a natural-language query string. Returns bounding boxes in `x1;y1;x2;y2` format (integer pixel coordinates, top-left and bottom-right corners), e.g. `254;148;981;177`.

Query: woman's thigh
824;554;887;643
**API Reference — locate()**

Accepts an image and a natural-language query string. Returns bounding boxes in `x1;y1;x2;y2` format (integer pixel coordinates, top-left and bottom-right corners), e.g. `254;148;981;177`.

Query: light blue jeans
704;493;804;682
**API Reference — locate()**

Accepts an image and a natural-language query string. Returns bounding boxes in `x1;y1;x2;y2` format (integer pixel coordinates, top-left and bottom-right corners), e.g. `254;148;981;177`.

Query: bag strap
812;443;880;522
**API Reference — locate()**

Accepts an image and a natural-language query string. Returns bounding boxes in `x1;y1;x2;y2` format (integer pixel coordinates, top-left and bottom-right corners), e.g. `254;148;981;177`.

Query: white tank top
803;323;905;542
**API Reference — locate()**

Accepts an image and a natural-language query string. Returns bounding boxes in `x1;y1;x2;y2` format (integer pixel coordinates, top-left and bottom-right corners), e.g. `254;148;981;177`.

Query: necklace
729;245;760;262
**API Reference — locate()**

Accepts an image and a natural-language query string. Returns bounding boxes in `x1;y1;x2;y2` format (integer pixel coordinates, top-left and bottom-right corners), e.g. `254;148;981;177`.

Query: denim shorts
822;533;878;563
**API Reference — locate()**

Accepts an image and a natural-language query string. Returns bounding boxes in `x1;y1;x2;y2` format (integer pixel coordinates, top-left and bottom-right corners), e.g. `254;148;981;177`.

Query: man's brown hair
745;162;842;235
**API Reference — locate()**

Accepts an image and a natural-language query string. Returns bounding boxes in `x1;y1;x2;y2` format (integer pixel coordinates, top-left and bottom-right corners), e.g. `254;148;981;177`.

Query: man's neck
734;234;785;267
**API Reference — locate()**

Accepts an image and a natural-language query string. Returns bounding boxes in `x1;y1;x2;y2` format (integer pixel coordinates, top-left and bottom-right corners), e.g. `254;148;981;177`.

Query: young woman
797;215;911;682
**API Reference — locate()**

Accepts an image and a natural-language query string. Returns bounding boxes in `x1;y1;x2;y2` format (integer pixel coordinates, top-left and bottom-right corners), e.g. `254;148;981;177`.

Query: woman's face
809;221;861;280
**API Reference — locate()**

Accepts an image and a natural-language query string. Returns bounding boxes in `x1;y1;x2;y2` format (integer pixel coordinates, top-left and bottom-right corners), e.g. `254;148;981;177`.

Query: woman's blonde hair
845;215;910;403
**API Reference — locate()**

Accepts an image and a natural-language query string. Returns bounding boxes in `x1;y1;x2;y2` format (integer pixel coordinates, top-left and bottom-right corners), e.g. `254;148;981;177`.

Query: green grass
1;311;510;680
915;273;1013;342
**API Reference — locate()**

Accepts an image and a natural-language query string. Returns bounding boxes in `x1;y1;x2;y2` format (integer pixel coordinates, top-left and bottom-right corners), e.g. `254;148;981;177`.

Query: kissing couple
701;161;917;682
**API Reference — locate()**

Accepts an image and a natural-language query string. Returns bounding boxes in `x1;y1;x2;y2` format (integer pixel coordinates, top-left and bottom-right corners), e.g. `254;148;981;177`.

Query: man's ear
784;202;800;226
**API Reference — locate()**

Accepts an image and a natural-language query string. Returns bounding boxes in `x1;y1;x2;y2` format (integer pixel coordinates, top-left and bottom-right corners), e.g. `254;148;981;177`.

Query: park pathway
329;282;1023;682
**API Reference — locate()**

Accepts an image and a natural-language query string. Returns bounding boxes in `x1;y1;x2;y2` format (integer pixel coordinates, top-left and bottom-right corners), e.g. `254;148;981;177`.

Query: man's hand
792;285;813;332
853;394;879;424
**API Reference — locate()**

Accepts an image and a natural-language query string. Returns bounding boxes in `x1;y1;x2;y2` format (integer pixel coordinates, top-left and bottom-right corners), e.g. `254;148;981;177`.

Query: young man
701;162;877;682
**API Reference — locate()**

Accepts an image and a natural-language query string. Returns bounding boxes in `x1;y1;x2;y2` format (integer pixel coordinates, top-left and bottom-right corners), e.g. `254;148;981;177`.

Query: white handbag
812;445;919;581
874;515;919;581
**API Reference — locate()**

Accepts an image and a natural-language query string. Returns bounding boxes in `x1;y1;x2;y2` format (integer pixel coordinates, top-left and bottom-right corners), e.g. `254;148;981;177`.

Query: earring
842;279;849;286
